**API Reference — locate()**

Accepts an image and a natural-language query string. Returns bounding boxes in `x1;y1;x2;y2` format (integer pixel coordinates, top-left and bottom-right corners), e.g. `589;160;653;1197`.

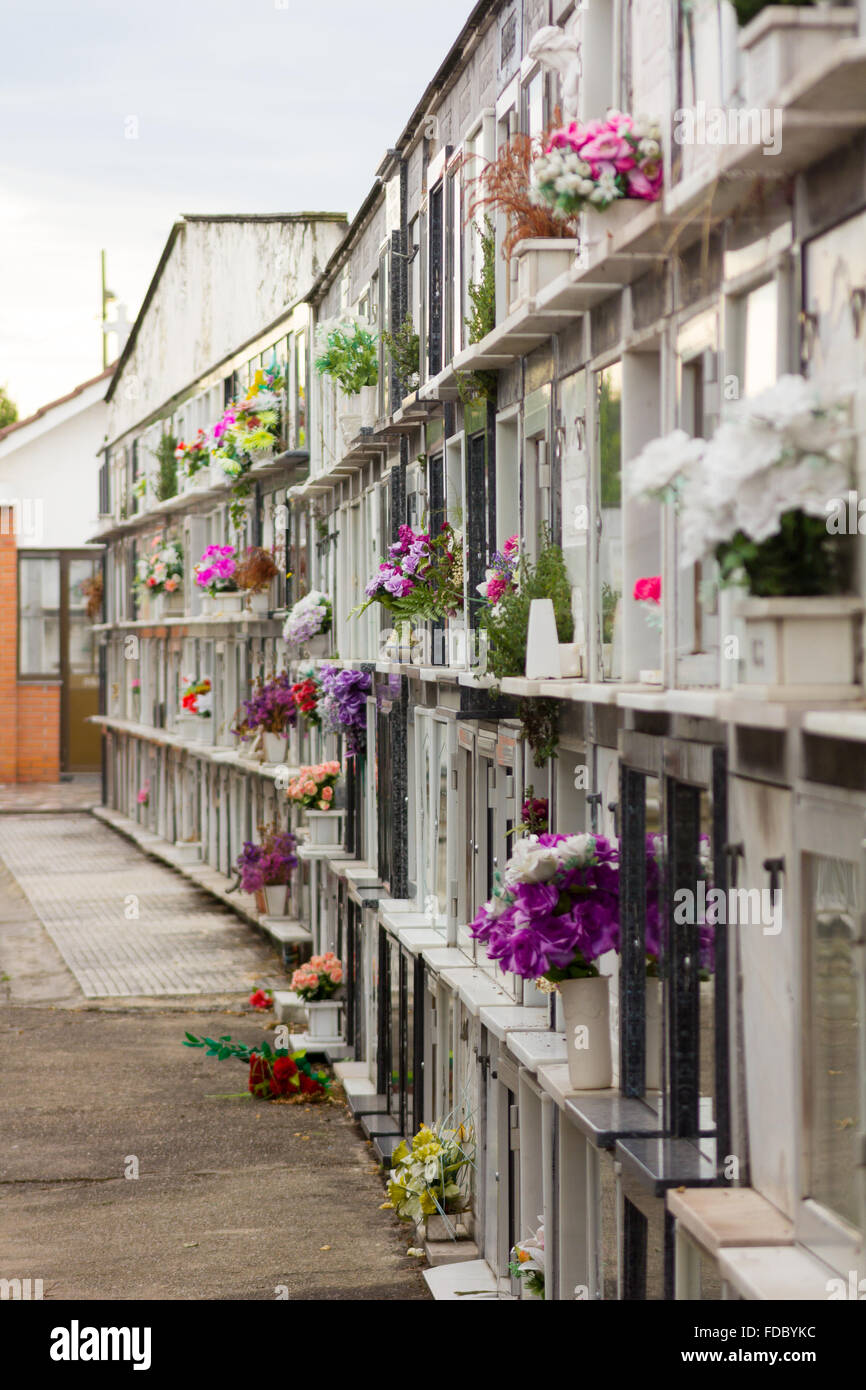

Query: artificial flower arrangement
514;788;549;836
357;523;464;622
249;988;273;1011
625;375;852;596
283;590;333;649
290;673;322;727
175;429;209;479
233;546;280;596
286;761;341;811
319;665;372;756
633;574;663;630
181;1032;331;1100
235;672;298;738
229;363;286;461
531;111;663;215
469;833;621;982
194;543;238;596
236;826;298;893
476;535;519;614
134;537;184;596
137;781;150;807
290;952;343;1001
509;1221;545;1298
385;1121;475;1226
181;676;212;719
81;572;103;620
314;319;378;395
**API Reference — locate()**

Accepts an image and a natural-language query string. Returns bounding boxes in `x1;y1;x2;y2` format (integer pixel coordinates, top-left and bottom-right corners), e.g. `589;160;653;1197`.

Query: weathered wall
109;215;346;440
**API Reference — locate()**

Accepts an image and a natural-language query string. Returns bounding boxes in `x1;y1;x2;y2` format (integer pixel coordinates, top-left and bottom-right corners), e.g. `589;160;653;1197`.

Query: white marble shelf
507;1029;569;1070
479;1004;550;1042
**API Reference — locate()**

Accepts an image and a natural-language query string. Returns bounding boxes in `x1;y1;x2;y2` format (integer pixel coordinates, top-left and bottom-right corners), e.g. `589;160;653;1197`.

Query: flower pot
157;589;185;618
513;238;580;307
646;978;662;1092
422;1212;469;1243
338;412;363;452
243;590;270;615
305;999;342;1040
559;975;612;1091
263;731;288;764
209;460;228;489
208;591;244;615
581;199;644;258
195;717;213;744
734;595;863;694
263;883;289;916
559;642;583;678
305;809;344;846
739;6;857;109
305;633;330;657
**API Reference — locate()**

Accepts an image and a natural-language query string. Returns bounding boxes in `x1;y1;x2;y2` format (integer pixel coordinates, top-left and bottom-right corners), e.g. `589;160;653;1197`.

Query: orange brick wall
15;683;61;782
0;518;18;781
0;512;61;783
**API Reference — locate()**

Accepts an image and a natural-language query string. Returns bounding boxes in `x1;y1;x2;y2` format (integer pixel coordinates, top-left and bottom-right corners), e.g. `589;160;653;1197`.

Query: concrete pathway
0;814;272;997
0;816;429;1301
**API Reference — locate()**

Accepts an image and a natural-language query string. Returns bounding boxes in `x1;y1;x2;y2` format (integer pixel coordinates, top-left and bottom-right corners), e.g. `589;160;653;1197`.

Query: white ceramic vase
263;883;288;916
559;975;613;1091
305;810;343;846
263;731;288;764
305;999;341;1040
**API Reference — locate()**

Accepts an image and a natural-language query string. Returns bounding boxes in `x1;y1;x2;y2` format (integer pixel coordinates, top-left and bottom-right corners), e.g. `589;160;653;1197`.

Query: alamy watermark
674;882;782;936
673;102;782;157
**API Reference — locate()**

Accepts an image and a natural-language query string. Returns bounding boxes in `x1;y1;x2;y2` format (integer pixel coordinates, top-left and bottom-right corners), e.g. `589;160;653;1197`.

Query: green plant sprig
315;325;379;395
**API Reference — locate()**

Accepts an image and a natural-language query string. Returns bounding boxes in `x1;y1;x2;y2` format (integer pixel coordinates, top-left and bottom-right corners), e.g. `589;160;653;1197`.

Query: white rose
504;837;561;886
556;833;596;865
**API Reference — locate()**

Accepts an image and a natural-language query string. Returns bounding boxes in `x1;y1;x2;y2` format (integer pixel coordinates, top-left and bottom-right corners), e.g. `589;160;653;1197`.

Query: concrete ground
0;811;429;1301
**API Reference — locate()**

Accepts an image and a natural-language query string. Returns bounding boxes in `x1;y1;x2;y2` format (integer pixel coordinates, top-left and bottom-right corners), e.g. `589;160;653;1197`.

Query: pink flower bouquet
290;952;343;1002
193;544;238;596
532;111;662;215
286;761;341;811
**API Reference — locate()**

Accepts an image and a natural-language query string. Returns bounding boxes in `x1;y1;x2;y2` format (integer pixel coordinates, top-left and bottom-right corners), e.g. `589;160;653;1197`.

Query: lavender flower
319;665;372;755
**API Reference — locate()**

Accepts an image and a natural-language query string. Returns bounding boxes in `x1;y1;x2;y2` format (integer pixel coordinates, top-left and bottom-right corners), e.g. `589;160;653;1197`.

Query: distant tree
0;386;18;430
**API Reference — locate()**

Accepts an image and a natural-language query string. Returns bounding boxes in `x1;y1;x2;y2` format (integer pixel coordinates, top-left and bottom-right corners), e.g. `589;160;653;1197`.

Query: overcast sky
0;0;474;417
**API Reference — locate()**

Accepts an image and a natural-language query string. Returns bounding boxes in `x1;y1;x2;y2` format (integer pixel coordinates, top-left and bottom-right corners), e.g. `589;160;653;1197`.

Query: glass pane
19;555;60;675
68;559;99;675
561;370;589;673
741;280;777;398
808;853;861;1230
435;731;448;922
598;364;623;680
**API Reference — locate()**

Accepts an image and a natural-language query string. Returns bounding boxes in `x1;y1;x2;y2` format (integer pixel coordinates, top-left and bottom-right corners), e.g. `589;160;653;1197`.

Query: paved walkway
0;815;428;1300
0;774;101;812
0;814;273;997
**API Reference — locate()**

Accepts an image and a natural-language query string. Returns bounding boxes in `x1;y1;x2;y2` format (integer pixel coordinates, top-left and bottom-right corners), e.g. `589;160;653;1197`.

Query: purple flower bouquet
235;672;298;737
470;833;621;981
319;665;372;756
356;523;464;622
236;827;297;892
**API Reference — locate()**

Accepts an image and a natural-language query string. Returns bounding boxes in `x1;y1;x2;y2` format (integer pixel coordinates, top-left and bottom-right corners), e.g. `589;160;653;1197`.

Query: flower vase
263;883;288;916
525;599;560;679
305;999;342;1040
243;590;270;615
359;383;378;430
263;731;287;764
209;591;244;616
734;595;863;694
305;810;343;846
422;1212;469;1243
160;589;185;617
559;975;612;1090
513;238;580;308
305;633;329;658
195;717;213;744
646;978;662;1092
